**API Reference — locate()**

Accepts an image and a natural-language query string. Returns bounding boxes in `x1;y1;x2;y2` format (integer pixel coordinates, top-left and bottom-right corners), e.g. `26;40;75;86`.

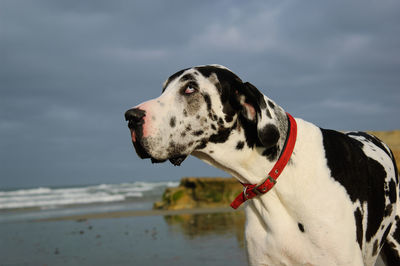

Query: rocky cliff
154;177;243;210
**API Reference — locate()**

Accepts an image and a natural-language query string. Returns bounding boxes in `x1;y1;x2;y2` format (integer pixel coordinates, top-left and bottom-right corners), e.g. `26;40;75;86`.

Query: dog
125;65;399;266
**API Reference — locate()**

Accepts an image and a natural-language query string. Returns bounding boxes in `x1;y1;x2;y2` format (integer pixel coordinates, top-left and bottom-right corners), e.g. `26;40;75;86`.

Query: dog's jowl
125;64;399;266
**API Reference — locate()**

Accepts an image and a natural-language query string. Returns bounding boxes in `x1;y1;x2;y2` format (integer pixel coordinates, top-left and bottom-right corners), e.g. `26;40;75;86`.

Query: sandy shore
3;207;247;266
34;206;240;222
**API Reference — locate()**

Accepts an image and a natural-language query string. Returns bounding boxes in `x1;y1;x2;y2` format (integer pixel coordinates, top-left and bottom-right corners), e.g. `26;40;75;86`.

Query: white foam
0;181;179;210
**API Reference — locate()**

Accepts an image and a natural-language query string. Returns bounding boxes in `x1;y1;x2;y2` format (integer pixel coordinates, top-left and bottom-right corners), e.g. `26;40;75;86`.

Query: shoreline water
33;206;240;222
1;202;247;266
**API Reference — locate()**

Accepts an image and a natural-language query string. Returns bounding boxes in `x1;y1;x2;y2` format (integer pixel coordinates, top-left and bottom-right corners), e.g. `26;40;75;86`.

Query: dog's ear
235;82;281;149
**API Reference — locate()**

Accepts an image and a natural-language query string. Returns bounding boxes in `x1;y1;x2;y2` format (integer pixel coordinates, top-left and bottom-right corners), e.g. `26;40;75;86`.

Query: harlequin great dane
124;65;400;266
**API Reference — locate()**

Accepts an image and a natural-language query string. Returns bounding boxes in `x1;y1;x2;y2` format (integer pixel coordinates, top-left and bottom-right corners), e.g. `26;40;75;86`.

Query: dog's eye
184;86;196;94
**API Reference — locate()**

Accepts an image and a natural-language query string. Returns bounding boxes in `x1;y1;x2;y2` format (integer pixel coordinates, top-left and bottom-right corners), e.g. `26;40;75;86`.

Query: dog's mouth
168;155;187;166
126;121;188;166
131;138;187;166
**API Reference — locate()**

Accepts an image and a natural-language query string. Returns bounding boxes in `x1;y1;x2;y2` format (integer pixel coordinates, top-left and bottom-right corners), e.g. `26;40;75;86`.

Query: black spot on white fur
298;223;305;233
388;179;397;204
373;240;379;256
170;117;176;128
258;124;280;150
192;130;204;136
203;93;212;111
354;208;363;249
179;73;196;82
236;141;245;150
163;68;188;91
267;100;275;109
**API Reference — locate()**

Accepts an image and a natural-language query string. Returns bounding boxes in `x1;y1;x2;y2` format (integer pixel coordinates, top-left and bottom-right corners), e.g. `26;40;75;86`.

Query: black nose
125;108;146;125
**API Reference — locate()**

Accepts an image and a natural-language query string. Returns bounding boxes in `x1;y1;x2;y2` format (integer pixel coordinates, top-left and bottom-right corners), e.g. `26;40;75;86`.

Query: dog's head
125;65;287;166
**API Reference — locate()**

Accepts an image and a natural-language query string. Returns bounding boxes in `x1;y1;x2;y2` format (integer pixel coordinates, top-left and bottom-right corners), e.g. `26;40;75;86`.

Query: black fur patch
196;139;207;149
208;113;218;121
196;66;244;117
209;122;236;144
298;223;305;233
167;141;186;157
321;129;387;242
392;216;400;243
225;114;233;123
195;66;243;89
385;204;394;217
203;93;212;111
262;146;279;161
170;117;176;128
163;69;188;92
381;239;400;265
268;100;275;109
373;239;379;256
258;124;280;149
354;208;363;249
380;224;393;248
266;108;272;119
236;141;245;150
180;73;196;82
192;130;204;136
388;179;397;204
238;116;262;148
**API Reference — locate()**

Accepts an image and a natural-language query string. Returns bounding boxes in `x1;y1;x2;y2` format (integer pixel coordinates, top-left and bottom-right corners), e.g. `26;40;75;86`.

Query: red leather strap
230;113;297;209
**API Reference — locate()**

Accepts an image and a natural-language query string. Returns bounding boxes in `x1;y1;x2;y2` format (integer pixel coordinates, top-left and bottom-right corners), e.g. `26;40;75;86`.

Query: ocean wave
0;181;179;210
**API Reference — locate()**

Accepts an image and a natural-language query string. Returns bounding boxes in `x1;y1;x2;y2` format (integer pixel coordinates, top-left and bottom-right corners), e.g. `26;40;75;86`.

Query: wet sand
34;207;239;222
1;207;247;266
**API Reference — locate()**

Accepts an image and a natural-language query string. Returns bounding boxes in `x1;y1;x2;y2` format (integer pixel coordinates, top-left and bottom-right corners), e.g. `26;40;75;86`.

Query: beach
1;207;246;266
0;182;248;266
1;173;394;265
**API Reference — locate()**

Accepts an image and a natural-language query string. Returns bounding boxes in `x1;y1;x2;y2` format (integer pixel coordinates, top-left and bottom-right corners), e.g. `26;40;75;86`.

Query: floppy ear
236;82;281;149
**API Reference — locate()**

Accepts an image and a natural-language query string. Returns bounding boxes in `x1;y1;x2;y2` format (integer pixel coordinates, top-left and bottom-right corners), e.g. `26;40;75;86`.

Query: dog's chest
242;144;364;265
244;189;362;265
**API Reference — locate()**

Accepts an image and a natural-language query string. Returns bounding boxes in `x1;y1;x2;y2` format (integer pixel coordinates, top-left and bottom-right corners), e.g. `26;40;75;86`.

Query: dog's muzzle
124;108;188;166
124;108;152;159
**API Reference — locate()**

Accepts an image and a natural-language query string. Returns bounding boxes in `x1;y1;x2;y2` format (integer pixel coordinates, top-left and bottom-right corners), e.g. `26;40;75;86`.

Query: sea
0;181;179;223
0;182;248;266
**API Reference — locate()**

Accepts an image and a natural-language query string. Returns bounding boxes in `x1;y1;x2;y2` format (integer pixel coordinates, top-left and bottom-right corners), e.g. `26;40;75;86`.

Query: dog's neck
192;108;290;185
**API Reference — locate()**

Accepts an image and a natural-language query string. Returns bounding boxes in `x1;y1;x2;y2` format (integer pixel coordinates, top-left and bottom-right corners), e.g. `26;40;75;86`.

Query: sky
1;0;399;189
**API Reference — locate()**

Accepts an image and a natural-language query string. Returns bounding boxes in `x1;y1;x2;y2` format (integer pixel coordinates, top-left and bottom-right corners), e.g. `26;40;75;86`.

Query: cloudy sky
1;0;399;189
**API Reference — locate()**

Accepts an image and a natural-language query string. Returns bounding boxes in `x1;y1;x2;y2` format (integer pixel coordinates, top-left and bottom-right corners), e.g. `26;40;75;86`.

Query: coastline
34;206;241;222
2;202;247;266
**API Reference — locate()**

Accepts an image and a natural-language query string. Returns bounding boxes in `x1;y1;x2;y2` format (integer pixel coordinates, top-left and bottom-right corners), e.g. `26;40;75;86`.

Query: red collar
230;113;297;209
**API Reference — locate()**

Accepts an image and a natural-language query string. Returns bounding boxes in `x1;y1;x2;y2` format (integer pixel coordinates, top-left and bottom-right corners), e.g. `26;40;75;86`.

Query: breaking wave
0;181;179;210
